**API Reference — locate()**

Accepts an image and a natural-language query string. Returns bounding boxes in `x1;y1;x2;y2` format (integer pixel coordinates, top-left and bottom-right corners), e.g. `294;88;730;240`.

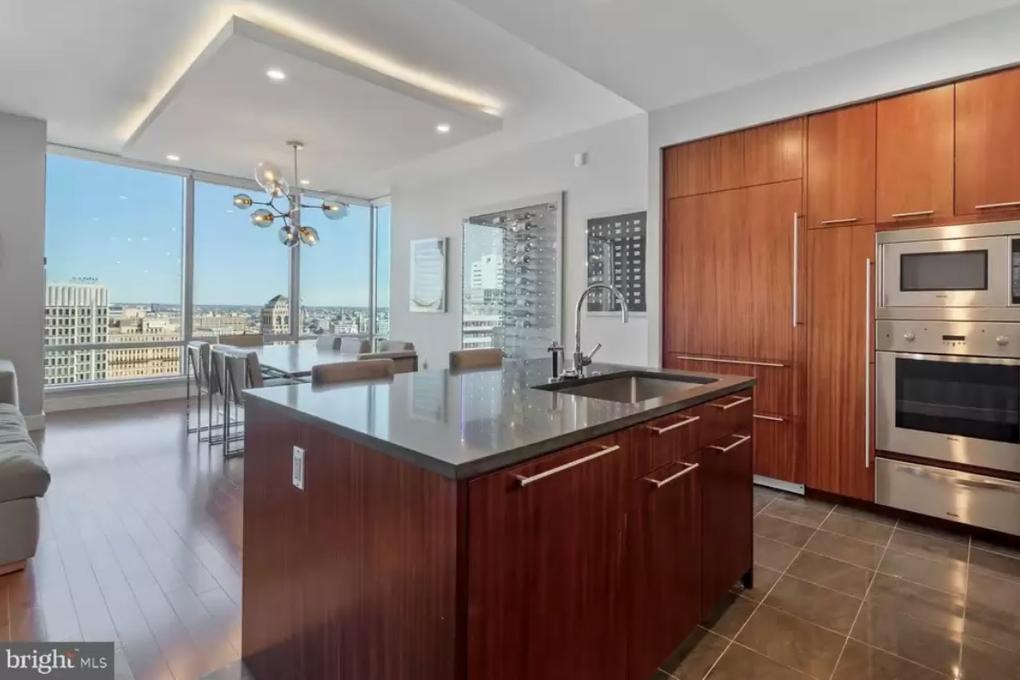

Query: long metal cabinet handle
753;414;785;422
865;257;872;470
707;434;752;453
792;212;799;327
976;201;1020;210
644;462;700;488
895;463;1020;493
820;217;859;225
711;395;752;410
647;415;700;434
890;210;935;218
671;355;786;368
514;444;621;487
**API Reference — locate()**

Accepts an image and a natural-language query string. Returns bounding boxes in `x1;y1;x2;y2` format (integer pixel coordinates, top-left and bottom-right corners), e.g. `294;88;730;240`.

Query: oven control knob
997;335;1010;346
903;332;916;342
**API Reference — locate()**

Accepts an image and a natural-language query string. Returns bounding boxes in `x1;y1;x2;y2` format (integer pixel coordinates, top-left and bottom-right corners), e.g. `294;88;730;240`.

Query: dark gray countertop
243;360;755;480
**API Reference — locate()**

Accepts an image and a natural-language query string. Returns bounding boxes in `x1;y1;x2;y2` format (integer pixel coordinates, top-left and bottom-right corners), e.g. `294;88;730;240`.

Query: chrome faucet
561;283;629;380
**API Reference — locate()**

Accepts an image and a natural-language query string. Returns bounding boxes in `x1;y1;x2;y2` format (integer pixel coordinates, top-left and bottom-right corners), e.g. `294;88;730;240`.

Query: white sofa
0;360;50;574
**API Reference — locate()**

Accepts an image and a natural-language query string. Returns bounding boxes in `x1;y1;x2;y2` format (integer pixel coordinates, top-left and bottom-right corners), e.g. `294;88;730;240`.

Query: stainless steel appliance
875;221;1020;535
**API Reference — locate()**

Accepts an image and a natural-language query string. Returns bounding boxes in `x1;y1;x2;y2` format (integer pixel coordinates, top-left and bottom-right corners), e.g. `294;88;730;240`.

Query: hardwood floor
1;399;242;680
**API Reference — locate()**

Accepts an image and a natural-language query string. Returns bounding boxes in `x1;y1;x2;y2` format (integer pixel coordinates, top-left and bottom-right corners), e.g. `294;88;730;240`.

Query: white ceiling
1;0;1017;196
450;0;1020;111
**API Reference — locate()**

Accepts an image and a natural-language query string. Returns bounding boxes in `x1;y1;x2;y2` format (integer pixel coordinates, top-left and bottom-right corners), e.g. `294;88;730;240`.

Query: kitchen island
241;360;755;680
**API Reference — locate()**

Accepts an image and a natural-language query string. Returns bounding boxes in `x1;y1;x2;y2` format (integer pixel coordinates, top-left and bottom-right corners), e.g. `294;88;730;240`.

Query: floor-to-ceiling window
191;180;292;339
299;202;372;337
43;149;388;389
44;154;184;385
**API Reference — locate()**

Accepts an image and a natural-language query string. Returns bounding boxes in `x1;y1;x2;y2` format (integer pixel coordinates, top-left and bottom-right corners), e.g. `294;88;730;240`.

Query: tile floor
653;486;1020;680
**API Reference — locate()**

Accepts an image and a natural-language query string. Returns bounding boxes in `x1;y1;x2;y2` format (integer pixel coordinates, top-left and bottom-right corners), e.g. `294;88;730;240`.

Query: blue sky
45;154;388;308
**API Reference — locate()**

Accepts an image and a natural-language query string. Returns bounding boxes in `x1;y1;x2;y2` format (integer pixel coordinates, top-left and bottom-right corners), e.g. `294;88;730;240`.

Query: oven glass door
895;356;1020;443
881;236;1008;308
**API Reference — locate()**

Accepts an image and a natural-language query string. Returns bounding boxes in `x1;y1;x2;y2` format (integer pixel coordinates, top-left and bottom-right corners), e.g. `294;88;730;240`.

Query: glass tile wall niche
462;195;562;359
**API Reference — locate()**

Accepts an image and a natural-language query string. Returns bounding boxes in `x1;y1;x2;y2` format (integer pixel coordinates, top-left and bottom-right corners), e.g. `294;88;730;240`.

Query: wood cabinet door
665;133;745;198
956;68;1020;216
701;429;753;617
747;180;803;363
877;85;955;225
627;427;702;679
466;433;632;680
805;224;875;500
664;190;751;358
807;103;877;228
744;118;804;186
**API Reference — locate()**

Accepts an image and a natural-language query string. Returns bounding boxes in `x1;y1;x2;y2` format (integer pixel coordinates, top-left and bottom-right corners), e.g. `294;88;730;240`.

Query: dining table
251;342;360;379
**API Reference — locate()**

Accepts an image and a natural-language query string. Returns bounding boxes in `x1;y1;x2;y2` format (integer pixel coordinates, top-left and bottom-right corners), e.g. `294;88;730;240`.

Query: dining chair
311;359;395;386
185;341;211;435
378;339;415;352
339;336;372;354
449;348;503;371
359;351;418;374
218;333;264;347
315;334;343;350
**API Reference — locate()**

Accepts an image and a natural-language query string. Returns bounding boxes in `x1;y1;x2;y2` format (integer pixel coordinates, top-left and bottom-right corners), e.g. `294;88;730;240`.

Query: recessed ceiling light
165;153;180;162
266;68;286;81
436;123;451;134
300;179;310;186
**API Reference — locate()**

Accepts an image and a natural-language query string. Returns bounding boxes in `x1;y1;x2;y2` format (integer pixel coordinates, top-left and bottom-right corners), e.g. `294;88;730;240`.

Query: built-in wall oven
875;221;1020;536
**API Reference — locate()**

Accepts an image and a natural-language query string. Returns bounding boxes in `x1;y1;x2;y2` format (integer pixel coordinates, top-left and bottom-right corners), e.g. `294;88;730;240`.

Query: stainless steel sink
534;372;716;404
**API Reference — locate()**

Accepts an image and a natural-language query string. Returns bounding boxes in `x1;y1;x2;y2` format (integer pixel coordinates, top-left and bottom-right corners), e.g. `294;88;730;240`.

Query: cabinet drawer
640;409;703;471
701;390;753;446
752;414;801;484
664;356;800;417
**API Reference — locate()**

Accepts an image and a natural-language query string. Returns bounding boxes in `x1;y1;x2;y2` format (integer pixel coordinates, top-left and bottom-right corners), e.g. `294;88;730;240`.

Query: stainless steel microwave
877;220;1020;321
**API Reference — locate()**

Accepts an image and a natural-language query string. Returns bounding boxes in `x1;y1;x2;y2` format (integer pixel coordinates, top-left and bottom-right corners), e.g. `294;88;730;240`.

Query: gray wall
390;114;649;370
0;112;46;421
645;4;1020;365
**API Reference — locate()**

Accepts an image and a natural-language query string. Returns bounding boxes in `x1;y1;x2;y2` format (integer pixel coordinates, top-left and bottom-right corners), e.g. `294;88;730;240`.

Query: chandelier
232;141;347;247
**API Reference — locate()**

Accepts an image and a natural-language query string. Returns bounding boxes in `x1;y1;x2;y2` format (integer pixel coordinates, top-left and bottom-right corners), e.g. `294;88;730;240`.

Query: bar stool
204;344;233;446
449;348;503;371
186;341;211;435
311;359;395;386
222;350;296;457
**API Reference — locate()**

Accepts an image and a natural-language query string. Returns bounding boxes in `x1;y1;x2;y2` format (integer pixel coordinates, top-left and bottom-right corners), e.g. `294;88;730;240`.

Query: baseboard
23;412;46;431
753;475;805;495
45;380;186;412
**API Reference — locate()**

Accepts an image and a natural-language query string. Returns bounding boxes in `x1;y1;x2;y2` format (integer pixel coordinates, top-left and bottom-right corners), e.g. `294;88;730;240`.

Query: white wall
645;4;1020;365
0;112;46;423
390;114;649;369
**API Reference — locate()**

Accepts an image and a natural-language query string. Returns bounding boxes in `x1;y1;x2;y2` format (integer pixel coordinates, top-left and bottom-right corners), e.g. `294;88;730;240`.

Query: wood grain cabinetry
956;68;1020;217
743;118;805;186
665;134;745;198
807;103;876;228
805;224;875;500
877;85;955;225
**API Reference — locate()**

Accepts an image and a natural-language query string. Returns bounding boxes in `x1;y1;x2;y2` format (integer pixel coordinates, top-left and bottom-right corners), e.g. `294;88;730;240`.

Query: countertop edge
244;376;756;480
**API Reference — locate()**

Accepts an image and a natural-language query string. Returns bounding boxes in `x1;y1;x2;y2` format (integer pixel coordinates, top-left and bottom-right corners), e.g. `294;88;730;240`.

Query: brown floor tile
732;565;782;603
786;551;874;599
755;514;817;548
754;494;775;515
660;627;730;680
850;574;964;676
896;519;969;545
736;604;845;679
649;672;673;680
832;504;897;528
890;526;969;563
805;529;885;570
964;571;1020;651
969;546;1020;584
832;639;947;680
959;634;1020;680
970;537;1020;560
763;498;834;528
763;575;862;635
877;548;968;596
703;593;758;640
755;535;800;572
820;513;894;546
706;643;811;680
